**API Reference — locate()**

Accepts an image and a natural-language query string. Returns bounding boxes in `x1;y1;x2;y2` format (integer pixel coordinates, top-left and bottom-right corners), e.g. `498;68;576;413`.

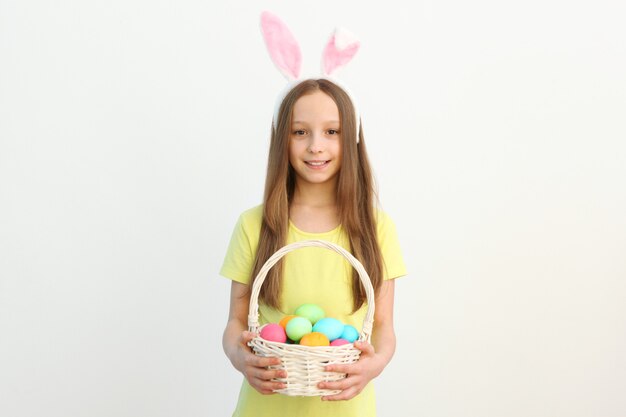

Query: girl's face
288;90;343;188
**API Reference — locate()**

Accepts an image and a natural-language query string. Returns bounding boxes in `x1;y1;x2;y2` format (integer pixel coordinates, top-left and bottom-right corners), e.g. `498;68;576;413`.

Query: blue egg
312;318;344;341
341;325;359;343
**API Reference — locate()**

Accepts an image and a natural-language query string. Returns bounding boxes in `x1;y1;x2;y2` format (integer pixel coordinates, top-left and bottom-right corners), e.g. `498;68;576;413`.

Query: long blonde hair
251;79;383;313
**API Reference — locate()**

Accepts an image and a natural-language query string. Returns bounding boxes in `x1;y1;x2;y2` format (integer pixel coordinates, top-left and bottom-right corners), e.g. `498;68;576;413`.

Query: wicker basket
247;239;375;397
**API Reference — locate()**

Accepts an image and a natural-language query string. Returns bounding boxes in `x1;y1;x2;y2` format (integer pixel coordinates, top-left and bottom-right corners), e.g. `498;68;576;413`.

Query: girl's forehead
292;91;339;120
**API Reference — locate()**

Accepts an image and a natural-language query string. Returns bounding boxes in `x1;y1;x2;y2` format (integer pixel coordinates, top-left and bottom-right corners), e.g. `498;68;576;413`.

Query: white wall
1;1;625;416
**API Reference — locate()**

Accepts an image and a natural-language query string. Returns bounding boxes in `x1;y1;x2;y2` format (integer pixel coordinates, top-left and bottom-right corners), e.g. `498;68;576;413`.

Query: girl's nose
307;133;324;153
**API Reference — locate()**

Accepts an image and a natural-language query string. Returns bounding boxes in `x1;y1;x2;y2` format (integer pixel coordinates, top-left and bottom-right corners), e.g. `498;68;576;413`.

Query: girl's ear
260;11;302;80
321;27;360;76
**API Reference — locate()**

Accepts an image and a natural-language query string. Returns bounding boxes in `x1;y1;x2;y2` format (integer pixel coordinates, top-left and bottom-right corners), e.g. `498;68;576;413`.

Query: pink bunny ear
260;11;302;80
321;27;360;76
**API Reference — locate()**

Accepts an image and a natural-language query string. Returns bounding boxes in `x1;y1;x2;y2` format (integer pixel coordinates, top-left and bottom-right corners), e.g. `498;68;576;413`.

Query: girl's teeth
307;161;327;166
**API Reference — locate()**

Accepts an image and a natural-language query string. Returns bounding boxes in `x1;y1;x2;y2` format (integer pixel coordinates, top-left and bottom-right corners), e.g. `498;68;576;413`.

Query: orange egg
299;332;330;347
279;315;297;330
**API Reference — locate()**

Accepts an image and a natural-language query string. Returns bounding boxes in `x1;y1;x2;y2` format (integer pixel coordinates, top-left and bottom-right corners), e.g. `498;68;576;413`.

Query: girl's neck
289;180;340;233
291;180;337;208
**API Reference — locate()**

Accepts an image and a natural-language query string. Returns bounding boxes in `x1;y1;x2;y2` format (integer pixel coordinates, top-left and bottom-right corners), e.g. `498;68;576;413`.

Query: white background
1;1;625;416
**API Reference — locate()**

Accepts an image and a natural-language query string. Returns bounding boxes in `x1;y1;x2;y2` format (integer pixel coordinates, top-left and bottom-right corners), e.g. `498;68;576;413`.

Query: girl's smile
304;160;331;169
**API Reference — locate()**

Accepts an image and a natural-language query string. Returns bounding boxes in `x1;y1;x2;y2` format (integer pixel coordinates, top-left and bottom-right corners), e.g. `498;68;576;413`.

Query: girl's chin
294;174;339;186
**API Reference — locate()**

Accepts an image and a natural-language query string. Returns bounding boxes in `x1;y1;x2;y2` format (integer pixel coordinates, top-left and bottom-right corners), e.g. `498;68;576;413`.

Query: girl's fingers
354;341;375;354
254;356;282;368
245;354;281;368
240;331;286;394
243;358;287;388
257;367;287;381
324;342;373;373
318;375;355;392
254;386;277;395
324;363;355;374
240;331;256;343
252;377;286;393
321;386;359;401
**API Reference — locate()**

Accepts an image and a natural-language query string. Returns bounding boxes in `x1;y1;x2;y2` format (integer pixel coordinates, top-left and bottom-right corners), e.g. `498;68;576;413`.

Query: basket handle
247;239;375;343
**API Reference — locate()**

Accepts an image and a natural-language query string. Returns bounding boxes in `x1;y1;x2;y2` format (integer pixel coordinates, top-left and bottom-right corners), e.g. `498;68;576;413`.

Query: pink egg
260;323;287;343
330;338;351;346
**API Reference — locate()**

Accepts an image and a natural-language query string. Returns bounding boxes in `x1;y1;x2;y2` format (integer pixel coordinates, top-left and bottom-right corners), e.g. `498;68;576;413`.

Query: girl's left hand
317;340;386;401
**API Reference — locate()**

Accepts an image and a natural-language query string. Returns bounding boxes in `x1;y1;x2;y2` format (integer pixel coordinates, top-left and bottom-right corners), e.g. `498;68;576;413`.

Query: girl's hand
232;331;287;395
317;340;386;401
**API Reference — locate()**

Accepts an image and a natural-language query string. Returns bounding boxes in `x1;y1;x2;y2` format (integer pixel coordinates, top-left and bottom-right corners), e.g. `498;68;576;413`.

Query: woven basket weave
247;239;375;396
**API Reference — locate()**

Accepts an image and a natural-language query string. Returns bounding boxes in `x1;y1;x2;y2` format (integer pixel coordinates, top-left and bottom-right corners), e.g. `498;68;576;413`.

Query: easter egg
285;317;312;342
259;323;287;343
300;332;330;347
312;318;344;341
340;325;359;343
279;315;297;330
294;304;325;325
330;338;351;346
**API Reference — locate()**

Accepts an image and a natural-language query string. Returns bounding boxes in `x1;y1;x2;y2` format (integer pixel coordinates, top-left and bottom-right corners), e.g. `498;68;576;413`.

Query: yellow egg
299;332;330;347
279;315;297;330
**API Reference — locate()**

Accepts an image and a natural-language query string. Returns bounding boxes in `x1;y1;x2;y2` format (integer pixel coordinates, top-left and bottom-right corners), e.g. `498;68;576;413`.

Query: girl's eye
327;129;340;135
293;130;306;135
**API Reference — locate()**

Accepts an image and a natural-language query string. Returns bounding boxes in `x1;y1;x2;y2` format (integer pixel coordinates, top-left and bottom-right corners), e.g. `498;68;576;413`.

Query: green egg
294;304;325;325
285;317;312;342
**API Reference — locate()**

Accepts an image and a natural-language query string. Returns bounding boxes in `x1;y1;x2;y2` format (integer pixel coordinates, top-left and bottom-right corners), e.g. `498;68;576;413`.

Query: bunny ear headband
260;11;362;143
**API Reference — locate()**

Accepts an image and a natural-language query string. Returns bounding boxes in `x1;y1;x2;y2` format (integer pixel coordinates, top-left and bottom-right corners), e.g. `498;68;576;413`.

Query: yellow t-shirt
220;205;407;417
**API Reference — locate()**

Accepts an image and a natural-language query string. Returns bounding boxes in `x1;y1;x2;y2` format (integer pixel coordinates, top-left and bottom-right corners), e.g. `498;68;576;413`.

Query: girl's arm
317;279;397;401
222;281;287;394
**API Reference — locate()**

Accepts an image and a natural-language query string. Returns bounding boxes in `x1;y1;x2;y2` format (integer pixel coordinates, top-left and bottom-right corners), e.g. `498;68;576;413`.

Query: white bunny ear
321;27;360;76
260;11;302;80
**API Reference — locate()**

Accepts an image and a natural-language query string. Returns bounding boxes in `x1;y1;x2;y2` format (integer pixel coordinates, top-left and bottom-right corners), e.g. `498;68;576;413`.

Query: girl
220;78;407;417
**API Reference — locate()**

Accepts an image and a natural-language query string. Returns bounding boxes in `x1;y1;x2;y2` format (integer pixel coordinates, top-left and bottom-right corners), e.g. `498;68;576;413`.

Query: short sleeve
377;211;408;280
219;210;259;284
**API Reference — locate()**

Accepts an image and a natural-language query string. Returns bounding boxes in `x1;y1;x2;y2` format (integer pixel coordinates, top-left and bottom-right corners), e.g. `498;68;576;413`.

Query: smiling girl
220;78;407;417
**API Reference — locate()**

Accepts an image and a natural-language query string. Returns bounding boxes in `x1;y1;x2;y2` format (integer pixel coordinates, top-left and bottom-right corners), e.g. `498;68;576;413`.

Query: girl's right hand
232;331;287;395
